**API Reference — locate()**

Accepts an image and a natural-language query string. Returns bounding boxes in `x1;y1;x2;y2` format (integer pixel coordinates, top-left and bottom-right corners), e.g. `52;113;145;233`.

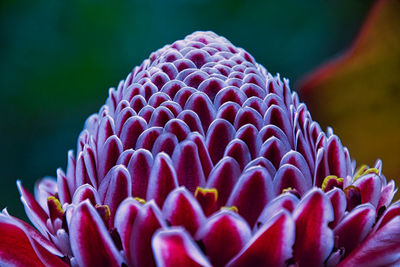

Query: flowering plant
1;31;399;267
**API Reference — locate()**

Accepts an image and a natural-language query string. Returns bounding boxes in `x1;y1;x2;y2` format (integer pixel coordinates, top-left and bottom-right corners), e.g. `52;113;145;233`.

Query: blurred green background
0;0;374;220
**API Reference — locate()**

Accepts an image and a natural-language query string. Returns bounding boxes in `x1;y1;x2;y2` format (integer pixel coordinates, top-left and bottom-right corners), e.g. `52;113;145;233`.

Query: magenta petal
293;188;334;266
273;164;310;196
172;140;206;192
353;173;382;208
224;139;251;171
206;157;241;207
186;132;214;179
17;181;49;237
235;124;261;159
130;201;166;267
196;210;251;267
127;149;153;199
120;116;148;150
97;135;123;182
326;188;347;228
374;200;400;230
206;119;236;164
98;165;132;226
227;166;275;227
0;214;67;267
34;178;57;214
162;187;206;235
280;150;312;186
114;198;142;261
184;91;216;132
151;132;179;156
227;210;295;267
72;184;100;206
147;153;179;207
152;227;212;267
338;216;400;267
69;201;124;267
177;110;205;136
377;180;396;210
135;126;163;151
256;193;299;230
57;168;72;204
326;135;348;178
259;136;290;169
334;203;376;256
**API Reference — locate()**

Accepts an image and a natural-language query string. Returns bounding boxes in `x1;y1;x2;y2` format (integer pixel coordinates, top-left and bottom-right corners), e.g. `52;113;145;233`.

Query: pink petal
293;188;334;266
152;227;212;267
130;201;166;267
353;173;382;208
196;210;251;267
273;164;310;196
98;165;132;226
334;203;376;256
72;184;100;206
338;216;400;267
97;135;123;182
127;149;153;199
172;140;206;192
235;124;261;160
0;214;67;267
57;168;72;204
256;193;299;230
17;181;49;237
120;116;147;150
326;188;346;228
206;156;241;208
227;166;275;227
206;119;236;164
326;135;348;178
224;139;251;171
114;198;142;261
184;91;216;132
227;210;295;267
146;153;179;207
69;201;124;267
162;187;206;235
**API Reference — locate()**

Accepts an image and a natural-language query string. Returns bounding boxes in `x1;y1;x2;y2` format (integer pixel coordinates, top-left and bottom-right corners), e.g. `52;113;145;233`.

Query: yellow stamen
221;206;238;213
95;204;111;222
321;175;343;191
134;197;146;204
282;187;294;194
195;187;218;200
47;196;63;214
354;165;379;181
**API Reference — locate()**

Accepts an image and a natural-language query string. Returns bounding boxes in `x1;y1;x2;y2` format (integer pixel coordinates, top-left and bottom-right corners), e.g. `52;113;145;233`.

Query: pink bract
1;31;399;267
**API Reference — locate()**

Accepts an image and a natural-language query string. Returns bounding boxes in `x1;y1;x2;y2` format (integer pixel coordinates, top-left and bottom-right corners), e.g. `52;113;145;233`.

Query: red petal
146;153;178;207
227;166;275;227
0;215;67;267
293;188;334;266
196;210;251;267
334;203;376;256
152;228;211;267
69;201;124;267
227;211;294;267
130;201;166;267
338;216;400;266
162;187;206;235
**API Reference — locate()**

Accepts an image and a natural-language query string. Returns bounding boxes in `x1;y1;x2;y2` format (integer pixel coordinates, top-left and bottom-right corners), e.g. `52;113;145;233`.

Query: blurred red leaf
299;0;400;184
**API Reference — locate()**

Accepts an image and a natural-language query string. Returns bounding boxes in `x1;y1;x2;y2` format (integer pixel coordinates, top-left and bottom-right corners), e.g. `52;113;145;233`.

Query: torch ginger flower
1;31;399;267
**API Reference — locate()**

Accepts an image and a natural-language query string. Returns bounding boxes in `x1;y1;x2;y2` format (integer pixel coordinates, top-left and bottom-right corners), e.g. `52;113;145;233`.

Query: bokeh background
0;0;379;220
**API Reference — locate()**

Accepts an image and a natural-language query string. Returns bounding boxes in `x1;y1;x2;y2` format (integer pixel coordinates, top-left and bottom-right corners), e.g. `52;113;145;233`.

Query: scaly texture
1;31;399;267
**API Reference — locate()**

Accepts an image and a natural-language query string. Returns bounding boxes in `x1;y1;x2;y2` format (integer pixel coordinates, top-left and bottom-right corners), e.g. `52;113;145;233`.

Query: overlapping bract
1;31;400;267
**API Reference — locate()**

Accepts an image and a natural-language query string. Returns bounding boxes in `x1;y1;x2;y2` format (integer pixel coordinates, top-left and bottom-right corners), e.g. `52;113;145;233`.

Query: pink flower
1;31;399;267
